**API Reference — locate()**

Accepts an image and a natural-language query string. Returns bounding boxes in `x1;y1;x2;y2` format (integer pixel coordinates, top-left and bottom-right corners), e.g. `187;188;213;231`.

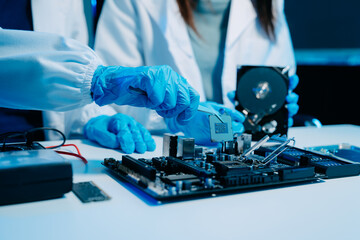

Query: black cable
0;127;66;152
1;132;25;152
25;127;66;149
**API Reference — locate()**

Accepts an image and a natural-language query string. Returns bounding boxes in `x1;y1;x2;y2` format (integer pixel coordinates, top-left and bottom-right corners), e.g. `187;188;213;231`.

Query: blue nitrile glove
288;74;299;91
91;65;200;125
165;102;245;146
227;91;237;105
286;92;299;127
287;74;300;127
83;113;156;154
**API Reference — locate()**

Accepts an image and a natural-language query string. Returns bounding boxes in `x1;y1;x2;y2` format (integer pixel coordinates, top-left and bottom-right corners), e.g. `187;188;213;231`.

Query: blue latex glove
91;65;200;125
226;91;237;105
288;74;299;91
287;74;300;127
165;102;245;146
83;113;156;154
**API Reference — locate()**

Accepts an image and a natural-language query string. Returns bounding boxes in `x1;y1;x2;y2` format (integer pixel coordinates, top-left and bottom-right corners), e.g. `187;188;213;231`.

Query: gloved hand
288;73;299;91
91;65;200;125
83;113;156;154
165;102;245;146
287;74;300;127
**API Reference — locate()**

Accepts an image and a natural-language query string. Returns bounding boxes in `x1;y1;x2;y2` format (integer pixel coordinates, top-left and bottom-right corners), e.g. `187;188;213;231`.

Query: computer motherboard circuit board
102;133;360;202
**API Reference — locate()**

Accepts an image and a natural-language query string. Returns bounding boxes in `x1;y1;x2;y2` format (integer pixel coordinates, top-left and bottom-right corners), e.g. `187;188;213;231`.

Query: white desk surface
1;124;360;240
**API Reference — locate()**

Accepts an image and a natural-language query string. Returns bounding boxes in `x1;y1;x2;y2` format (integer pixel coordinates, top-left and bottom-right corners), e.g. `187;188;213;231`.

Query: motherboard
102;114;360;202
102;133;360;202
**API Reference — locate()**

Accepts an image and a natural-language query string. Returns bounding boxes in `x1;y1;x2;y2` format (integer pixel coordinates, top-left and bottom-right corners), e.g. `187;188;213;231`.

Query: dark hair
176;0;275;40
254;0;275;39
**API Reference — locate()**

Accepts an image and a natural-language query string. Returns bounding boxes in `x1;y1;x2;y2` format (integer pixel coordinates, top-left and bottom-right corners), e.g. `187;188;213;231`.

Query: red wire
55;150;88;164
46;144;82;155
46;144;87;164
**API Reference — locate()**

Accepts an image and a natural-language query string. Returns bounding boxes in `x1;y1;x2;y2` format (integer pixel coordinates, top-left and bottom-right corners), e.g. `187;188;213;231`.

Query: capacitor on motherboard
225;154;236;161
104;157;116;165
176;181;183;193
205;178;213;188
206;153;217;163
205;163;212;171
219;153;226;161
168;186;177;195
224;140;236;154
195;147;205;159
183;181;192;191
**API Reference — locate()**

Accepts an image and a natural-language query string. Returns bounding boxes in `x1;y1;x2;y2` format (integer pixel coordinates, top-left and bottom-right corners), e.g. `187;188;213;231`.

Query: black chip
72;181;110;203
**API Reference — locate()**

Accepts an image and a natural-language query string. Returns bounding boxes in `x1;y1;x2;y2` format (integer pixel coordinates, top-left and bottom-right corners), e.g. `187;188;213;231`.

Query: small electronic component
72;181;110;203
234;133;252;155
177;138;195;160
163;134;178;158
209;114;233;142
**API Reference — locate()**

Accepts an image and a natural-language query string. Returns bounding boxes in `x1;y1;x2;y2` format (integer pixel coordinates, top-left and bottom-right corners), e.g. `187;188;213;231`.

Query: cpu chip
209;114;233;142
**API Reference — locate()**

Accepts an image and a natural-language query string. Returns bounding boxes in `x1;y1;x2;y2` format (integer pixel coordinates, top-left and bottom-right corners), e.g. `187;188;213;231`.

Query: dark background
284;0;360;126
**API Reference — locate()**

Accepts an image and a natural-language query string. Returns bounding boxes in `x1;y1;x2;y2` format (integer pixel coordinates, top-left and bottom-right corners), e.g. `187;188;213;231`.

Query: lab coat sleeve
0;29;101;111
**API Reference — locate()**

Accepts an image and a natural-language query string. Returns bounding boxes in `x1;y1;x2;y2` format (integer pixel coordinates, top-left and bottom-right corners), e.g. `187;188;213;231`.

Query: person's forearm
0;29;102;111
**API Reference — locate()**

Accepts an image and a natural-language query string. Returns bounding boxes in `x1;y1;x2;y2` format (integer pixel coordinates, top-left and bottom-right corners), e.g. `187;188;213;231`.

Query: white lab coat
30;0;88;44
94;0;296;132
0;0;116;139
